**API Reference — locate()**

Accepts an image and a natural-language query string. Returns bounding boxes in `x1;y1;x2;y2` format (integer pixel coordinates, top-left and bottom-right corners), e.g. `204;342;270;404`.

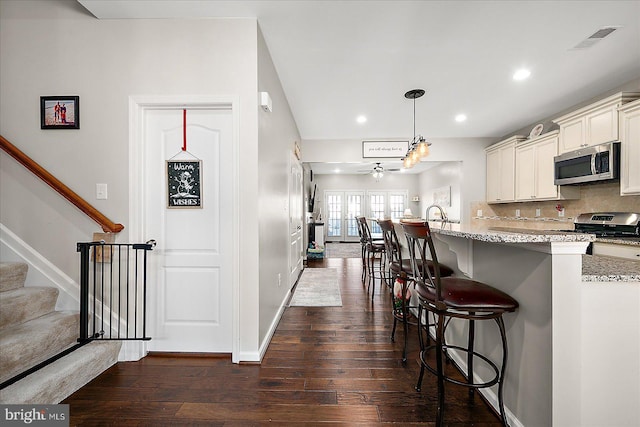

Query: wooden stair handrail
0;135;124;233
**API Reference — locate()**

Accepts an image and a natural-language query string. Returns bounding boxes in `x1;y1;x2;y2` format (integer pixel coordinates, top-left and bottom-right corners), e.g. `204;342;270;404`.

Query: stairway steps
0;340;121;404
0;286;59;329
0;311;79;384
0;262;28;292
0;261;124;403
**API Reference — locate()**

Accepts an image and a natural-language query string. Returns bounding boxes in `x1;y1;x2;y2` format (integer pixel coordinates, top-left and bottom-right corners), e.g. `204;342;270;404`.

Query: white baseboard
255;288;292;363
0;223;79;310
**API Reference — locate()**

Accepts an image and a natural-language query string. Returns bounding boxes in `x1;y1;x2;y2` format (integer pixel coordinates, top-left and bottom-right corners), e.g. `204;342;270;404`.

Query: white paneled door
289;153;303;287
144;108;233;353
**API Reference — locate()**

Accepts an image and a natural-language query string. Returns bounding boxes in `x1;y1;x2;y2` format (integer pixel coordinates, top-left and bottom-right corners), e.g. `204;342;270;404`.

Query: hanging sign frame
166;159;202;209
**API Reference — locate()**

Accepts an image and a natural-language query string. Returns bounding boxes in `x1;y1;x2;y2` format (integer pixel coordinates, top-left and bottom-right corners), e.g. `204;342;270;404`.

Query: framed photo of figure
40;96;79;129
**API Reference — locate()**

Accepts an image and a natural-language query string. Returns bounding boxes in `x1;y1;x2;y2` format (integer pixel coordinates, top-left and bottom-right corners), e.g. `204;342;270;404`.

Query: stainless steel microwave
554;141;620;185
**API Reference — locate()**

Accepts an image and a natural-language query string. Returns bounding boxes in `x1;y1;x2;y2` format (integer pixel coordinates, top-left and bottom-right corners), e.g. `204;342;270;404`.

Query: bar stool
377;219;453;362
355;216;368;281
401;221;518;427
356;216;385;299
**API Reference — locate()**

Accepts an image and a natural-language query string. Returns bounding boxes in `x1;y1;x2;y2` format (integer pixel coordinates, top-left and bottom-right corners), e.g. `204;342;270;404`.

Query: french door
324;190;408;241
368;191;408;234
325;191;365;242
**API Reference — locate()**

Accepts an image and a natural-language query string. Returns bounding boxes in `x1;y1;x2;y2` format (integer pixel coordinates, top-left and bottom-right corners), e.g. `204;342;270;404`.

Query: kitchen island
395;221;639;427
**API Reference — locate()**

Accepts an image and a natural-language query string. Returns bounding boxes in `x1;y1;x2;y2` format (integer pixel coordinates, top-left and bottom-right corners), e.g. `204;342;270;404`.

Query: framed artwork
40;96;79;129
433;186;451;207
362;140;408;158
166;159;202;208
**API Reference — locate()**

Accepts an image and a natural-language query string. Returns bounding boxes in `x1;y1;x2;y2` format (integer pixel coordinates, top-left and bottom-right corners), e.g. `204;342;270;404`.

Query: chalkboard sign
167;160;202;208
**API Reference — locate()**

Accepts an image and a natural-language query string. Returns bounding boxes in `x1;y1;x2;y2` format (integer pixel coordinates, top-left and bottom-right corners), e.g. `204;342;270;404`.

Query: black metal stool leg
391;305;398;342
401;293;408;362
468;316;475;398
415;304;425;392
435;312;446;427
496;316;510;427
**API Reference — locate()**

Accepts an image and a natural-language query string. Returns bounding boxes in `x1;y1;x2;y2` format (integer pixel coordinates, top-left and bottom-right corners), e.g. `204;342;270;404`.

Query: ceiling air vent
572;26;621;49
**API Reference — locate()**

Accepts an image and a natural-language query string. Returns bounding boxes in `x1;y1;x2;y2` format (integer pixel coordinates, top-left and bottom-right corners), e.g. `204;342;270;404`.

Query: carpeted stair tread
0;287;59;329
0;262;28;292
0;311;79;384
0;340;121;404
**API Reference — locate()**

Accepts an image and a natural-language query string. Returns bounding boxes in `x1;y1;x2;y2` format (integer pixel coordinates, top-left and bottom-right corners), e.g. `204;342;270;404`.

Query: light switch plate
96;183;108;200
535;208;541;217
476;209;483;217
515;209;521;217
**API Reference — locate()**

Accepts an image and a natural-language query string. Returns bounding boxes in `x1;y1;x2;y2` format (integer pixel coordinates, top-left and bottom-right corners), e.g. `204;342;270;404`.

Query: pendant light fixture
403;89;431;169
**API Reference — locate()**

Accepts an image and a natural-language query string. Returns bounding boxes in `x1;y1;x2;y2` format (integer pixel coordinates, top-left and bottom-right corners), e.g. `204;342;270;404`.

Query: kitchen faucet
425;204;448;225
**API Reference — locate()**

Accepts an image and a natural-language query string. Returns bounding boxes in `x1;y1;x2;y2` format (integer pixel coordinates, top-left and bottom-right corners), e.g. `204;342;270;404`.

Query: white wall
302;137;494;224
0;0;270;360
417;161;462;221
256;26;302;348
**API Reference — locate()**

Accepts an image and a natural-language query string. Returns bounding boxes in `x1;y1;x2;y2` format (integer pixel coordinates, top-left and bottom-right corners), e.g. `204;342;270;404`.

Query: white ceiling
78;1;640;147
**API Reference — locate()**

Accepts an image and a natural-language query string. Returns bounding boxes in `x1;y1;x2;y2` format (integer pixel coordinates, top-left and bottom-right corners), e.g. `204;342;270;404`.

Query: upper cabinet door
559;118;584;153
619;99;640;196
515;143;536;201
535;135;560;199
554;92;640;154
586;104;617;146
485;136;525;203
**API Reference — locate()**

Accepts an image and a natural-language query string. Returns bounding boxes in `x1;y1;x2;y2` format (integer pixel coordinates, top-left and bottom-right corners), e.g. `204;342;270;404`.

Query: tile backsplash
471;182;640;230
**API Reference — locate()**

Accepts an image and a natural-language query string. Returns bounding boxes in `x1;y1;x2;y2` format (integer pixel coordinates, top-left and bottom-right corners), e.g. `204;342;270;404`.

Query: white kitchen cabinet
486;136;525;203
554;92;640;154
619;98;640;196
592;242;640;261
515;131;580;201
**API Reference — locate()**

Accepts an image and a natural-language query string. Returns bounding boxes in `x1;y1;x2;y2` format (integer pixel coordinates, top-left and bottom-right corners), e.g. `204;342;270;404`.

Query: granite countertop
582;254;640;282
398;220;639;282
404;221;597;244
595;236;640;246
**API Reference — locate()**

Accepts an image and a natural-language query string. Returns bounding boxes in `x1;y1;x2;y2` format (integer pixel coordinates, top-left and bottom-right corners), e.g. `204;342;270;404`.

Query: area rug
324;242;362;258
289;268;342;307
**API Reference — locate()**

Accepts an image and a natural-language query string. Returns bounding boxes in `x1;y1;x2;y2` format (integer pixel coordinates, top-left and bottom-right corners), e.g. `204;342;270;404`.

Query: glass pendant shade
417;141;430;157
410;149;420;164
403;156;413;169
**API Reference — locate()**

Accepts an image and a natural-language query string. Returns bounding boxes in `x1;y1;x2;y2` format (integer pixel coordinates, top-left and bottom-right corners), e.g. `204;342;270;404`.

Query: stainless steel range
573;212;640;237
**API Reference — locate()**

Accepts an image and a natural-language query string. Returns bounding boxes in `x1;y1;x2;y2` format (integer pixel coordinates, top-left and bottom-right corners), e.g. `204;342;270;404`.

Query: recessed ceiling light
356;115;367;124
334;168;341;173
455;114;467;123
513;69;531;81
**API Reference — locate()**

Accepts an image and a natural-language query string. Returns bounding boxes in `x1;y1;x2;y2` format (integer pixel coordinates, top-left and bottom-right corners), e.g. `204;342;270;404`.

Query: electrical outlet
476;209;483;217
278;273;281;287
515;209;520;217
535;208;541;217
558;208;565;217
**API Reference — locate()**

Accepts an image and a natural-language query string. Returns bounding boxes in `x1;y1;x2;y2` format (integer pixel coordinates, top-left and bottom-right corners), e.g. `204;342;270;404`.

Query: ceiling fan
355;162;404;181
356;162;402;174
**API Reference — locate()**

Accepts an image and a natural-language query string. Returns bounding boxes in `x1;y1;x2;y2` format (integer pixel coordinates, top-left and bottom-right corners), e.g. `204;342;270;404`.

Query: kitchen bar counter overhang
393;220;640;427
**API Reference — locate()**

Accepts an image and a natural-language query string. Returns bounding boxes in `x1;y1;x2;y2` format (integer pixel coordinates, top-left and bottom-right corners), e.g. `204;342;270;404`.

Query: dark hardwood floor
63;256;502;426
